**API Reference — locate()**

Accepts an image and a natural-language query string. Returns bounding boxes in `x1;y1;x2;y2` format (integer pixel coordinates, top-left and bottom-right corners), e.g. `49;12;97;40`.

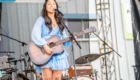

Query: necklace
52;23;57;29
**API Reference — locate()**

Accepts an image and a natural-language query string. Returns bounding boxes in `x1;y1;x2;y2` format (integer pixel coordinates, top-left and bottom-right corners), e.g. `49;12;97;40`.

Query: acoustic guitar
27;27;96;65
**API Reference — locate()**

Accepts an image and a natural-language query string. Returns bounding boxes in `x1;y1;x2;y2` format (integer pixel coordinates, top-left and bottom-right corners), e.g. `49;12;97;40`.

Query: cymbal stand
9;60;19;80
21;43;27;72
85;57;95;78
30;64;32;80
25;52;34;80
94;69;100;80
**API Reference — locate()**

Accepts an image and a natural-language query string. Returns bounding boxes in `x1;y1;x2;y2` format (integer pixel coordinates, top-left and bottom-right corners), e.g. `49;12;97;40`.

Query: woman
31;0;76;80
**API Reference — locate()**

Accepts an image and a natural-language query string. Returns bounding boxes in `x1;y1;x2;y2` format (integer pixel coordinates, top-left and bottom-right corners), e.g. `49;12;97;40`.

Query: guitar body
27;35;64;66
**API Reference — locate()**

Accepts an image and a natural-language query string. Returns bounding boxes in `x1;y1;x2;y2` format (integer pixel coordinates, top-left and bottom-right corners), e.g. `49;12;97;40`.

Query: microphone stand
56;11;81;80
93;33;121;57
93;32;121;80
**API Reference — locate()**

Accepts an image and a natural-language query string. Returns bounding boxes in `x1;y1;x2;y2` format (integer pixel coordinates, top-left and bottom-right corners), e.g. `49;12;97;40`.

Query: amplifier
68;65;93;79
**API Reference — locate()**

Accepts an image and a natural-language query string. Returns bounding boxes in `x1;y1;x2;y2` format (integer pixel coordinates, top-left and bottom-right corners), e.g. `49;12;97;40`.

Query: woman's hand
72;33;77;42
36;73;42;80
39;76;42;80
43;45;53;55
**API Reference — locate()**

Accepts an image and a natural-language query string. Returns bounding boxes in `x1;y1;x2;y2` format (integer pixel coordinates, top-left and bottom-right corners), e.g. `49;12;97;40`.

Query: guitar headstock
84;27;96;34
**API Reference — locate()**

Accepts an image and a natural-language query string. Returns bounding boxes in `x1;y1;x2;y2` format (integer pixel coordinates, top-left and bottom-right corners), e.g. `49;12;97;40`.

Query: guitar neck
55;31;85;46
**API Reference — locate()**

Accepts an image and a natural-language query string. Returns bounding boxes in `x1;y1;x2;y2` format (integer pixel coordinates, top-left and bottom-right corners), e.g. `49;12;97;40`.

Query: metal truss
95;0;116;80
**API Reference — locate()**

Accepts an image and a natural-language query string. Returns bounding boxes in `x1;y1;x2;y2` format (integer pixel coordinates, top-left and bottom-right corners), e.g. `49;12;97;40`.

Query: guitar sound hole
49;42;56;48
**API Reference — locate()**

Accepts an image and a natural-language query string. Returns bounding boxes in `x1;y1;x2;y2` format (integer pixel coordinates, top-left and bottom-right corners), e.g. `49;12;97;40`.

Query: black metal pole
71;43;77;80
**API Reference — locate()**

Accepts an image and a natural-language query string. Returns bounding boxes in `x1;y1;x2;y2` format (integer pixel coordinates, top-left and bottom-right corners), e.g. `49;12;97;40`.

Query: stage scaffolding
95;0;116;80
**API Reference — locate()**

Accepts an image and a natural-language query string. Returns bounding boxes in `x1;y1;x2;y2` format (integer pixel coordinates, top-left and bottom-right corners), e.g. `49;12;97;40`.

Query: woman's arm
31;16;47;48
32;16;52;55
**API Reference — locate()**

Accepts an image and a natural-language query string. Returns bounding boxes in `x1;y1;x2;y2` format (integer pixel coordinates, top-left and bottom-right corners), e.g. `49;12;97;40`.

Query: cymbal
0;68;18;72
7;58;15;60
0;51;15;53
2;72;10;74
0;68;11;71
7;59;23;63
6;69;18;73
75;54;100;64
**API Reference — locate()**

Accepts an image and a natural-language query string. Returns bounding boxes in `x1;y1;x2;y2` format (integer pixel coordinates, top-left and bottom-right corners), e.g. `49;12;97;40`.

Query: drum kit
61;51;113;80
0;51;112;80
0;51;35;80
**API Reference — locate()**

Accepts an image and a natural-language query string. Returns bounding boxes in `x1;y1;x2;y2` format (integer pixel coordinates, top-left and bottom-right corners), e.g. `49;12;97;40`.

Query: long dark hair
41;0;64;34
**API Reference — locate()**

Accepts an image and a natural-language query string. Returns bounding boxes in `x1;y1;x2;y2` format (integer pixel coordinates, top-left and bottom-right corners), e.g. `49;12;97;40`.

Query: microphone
52;8;64;16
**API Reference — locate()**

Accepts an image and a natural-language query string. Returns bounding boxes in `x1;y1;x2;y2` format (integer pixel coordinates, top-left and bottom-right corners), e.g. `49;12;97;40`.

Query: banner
121;3;133;39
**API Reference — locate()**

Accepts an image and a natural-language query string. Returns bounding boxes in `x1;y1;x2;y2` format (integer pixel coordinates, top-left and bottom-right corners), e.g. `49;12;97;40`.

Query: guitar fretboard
77;31;85;36
55;31;85;46
55;37;70;46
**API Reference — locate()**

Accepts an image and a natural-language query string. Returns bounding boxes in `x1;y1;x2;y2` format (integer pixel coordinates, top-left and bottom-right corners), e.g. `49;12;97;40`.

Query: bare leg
41;68;52;80
52;70;63;80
